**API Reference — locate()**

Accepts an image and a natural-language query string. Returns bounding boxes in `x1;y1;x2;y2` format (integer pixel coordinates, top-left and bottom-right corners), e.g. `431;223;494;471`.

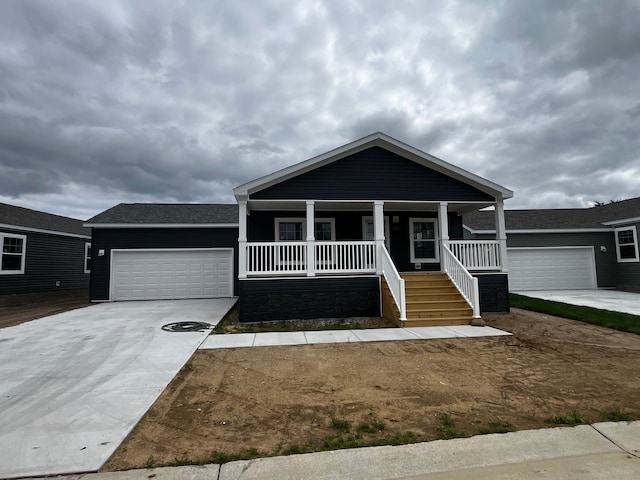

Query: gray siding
252;147;494;202
614;220;640;291
0;227;89;295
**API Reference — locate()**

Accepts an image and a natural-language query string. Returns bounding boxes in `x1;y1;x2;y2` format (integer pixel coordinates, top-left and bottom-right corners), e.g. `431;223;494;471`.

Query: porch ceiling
246;199;495;213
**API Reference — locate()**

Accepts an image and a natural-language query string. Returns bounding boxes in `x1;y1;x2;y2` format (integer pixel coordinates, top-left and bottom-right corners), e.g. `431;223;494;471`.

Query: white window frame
84;242;92;273
615;226;639;262
409;218;439;263
274;218;336;241
0;232;27;275
362;216;391;250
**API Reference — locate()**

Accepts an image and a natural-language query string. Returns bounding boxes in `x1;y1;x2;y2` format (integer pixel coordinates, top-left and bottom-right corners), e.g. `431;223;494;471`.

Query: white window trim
362;216;391;250
274;218;336;241
615;226;639;263
0;232;27;275
409;218;439;263
84;242;92;273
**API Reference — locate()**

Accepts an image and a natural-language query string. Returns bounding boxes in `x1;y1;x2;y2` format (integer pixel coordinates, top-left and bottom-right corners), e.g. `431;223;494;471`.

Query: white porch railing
448;240;501;271
245;241;377;276
441;244;481;319
246;242;307;275
315;241;376;273
379;246;406;321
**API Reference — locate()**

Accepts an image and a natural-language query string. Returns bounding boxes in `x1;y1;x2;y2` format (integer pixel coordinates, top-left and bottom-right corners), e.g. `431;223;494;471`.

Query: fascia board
467;228;613;234
84;223;239;229
602;216;640;226
0;223;91;239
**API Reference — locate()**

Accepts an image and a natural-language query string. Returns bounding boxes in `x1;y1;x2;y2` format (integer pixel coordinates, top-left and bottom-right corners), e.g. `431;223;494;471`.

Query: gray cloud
0;0;638;219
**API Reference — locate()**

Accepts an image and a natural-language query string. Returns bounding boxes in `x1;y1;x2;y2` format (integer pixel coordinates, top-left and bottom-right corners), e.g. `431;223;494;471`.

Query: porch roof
233;132;514;202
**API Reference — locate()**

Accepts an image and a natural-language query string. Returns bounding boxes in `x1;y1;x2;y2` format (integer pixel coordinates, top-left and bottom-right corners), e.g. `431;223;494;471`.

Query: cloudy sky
1;0;639;220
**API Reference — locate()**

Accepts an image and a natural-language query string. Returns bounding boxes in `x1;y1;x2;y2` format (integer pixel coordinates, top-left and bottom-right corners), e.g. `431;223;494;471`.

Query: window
615;226;639;262
274;218;335;241
84;243;92;273
1;232;27;274
409;218;439;263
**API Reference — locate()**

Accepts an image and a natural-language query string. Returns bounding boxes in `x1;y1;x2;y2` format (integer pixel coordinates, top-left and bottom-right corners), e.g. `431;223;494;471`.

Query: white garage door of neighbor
111;249;233;301
508;247;596;291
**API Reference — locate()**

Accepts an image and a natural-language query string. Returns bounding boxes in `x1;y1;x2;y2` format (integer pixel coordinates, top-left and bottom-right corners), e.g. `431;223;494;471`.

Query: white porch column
374;201;385;274
306;201;316;276
495;199;508;272
238;199;248;279
438;202;449;247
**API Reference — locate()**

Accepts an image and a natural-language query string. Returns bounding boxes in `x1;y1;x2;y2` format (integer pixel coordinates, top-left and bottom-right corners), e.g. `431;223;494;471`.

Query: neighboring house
464;197;640;292
0;203;91;295
86;133;514;326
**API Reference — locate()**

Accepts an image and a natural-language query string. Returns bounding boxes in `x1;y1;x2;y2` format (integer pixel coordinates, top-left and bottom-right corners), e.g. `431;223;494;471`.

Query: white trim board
0;223;90;239
85;223;239;229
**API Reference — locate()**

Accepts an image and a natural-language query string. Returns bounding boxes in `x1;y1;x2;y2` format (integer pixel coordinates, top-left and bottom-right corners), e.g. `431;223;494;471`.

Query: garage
508;247;597;291
111;249;233;301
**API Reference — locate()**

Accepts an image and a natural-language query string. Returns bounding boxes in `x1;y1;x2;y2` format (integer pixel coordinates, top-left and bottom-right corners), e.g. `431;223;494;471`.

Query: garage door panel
112;249;233;301
508;248;596;291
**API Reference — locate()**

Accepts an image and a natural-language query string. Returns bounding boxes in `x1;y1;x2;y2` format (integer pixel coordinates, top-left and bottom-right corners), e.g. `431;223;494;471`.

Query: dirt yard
0;289;91;329
102;308;640;471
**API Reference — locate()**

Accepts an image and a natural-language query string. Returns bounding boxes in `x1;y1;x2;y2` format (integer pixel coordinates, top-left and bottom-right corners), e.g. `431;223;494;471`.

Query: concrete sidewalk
48;421;640;479
199;325;511;350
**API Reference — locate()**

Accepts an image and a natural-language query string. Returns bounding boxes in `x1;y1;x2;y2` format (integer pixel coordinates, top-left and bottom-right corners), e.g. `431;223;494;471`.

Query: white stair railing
441;243;481;319
379;245;406;321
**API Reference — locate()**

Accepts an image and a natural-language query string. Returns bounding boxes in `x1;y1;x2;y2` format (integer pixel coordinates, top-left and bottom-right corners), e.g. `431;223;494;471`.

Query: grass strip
510;293;640;335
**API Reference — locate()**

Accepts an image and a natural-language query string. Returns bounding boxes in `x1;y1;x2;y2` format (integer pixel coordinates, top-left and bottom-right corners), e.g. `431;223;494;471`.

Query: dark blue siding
90;228;239;300
238;277;380;322
252;147;494;202
248;210;464;272
0;227;89;295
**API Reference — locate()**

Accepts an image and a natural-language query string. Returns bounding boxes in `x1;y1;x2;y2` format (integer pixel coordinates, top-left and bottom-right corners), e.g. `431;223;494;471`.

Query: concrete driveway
0;298;236;479
514;289;640;316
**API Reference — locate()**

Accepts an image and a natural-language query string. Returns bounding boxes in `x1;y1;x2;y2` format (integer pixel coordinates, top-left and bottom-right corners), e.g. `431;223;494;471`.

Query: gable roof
85;203;239;227
233;132;514;201
0;202;90;238
464;197;640;232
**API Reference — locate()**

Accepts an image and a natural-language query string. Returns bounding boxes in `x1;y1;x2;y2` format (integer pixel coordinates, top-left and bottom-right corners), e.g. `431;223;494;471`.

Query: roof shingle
86;203;239;225
464;197;640;231
0;203;90;237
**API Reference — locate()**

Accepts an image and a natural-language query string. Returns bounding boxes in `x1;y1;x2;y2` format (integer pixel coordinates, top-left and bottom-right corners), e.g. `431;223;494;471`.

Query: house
0;203;91;295
86;133;514;326
464;197;640;292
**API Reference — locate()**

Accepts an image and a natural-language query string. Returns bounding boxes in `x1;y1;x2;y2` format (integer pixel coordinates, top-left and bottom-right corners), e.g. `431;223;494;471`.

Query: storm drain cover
161;321;212;332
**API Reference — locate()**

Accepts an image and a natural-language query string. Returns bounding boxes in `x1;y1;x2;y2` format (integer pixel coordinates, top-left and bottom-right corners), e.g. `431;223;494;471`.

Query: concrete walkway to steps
199;324;511;350
42;421;640;480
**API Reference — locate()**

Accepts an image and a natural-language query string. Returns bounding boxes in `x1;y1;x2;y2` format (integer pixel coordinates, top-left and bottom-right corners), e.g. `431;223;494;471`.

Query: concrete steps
400;273;474;327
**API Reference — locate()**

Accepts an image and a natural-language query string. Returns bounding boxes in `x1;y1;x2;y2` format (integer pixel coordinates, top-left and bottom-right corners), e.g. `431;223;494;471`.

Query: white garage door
508;247;596;291
111;249;233;301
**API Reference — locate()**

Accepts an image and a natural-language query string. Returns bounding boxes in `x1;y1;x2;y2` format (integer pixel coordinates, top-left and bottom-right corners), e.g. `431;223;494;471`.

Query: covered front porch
237;199;509;324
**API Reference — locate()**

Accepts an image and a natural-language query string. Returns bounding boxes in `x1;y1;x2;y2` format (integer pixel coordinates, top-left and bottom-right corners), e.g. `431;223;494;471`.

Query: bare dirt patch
103;308;640;470
0;289;91;329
